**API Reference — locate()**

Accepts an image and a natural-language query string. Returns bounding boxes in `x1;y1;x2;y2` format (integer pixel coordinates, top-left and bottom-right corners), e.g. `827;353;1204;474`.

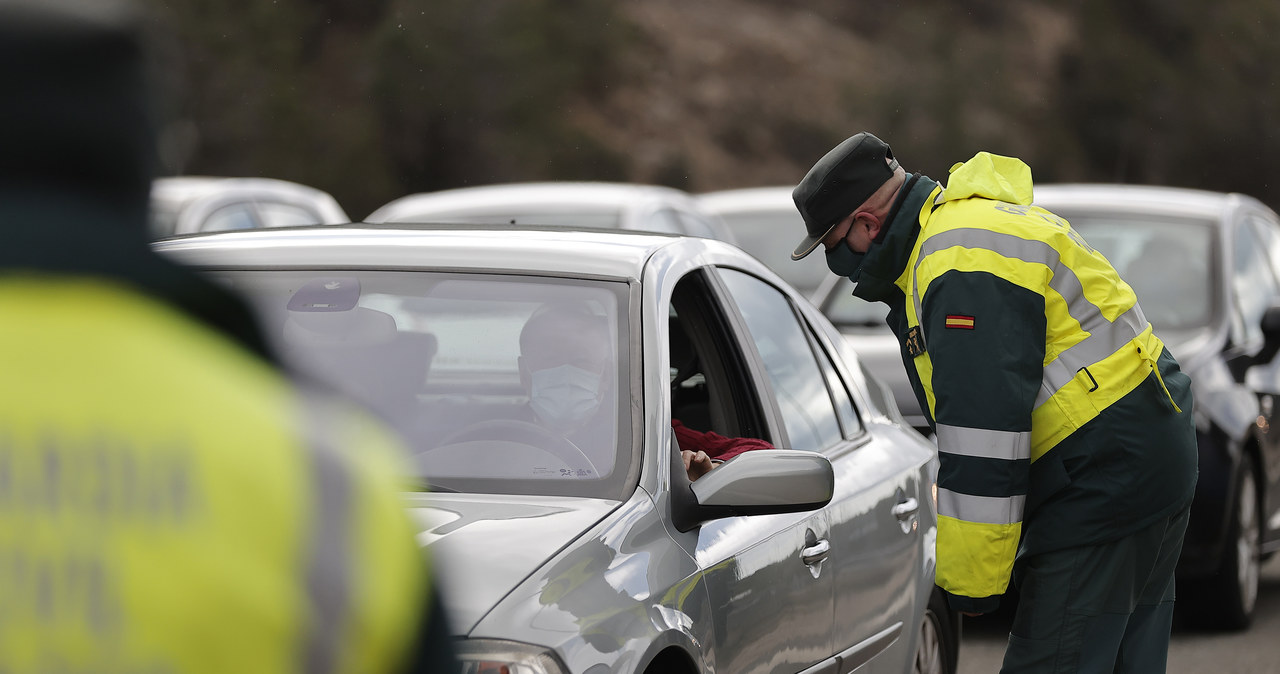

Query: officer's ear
856;212;883;241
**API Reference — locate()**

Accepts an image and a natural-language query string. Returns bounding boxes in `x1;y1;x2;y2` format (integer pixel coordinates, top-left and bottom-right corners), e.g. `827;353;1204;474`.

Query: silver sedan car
155;225;957;673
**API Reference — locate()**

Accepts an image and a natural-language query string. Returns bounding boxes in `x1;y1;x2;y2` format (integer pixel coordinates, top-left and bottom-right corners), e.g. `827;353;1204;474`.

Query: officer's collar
850;173;938;303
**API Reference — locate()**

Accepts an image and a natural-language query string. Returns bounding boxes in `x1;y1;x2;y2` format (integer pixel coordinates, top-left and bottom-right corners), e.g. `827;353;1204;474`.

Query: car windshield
1065;214;1215;331
716;210;830;296
208;270;635;500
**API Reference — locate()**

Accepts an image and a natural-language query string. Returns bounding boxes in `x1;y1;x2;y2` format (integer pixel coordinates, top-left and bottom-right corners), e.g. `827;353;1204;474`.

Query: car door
715;267;928;673
667;270;835;673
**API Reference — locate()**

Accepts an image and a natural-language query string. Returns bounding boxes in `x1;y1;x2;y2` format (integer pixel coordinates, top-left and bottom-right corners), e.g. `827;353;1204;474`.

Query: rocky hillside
150;0;1280;215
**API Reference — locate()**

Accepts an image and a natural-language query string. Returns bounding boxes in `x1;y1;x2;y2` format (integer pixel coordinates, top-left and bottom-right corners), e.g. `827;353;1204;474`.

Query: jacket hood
938;152;1034;206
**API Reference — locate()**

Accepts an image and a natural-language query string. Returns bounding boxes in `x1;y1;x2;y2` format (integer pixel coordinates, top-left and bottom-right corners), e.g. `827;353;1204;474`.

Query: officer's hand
682;450;715;481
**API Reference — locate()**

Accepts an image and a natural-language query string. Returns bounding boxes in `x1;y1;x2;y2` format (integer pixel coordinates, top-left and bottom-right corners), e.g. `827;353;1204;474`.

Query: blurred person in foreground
0;1;455;672
790;132;1198;672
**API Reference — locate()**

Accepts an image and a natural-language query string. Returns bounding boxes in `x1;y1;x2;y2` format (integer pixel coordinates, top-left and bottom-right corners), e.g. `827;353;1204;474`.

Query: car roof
152;176;341;206
1032;183;1255;223
153;223;690;282
366;181;701;223
697;186;795;213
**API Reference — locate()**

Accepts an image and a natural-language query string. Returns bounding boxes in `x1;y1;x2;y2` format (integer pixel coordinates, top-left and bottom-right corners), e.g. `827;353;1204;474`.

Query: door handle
892;497;919;520
801;539;831;565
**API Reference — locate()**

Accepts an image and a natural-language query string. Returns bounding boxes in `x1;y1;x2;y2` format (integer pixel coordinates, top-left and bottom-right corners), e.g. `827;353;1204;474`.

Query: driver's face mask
530;364;604;430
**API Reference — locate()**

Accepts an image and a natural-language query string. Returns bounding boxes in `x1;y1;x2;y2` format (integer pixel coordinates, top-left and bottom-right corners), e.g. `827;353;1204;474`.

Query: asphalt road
958;554;1280;673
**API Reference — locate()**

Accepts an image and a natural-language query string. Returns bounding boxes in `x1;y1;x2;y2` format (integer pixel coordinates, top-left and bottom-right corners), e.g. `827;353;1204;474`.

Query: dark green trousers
1000;502;1191;673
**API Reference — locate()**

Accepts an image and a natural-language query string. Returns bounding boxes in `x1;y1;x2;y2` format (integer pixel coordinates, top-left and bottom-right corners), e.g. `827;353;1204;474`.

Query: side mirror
1259;304;1280;363
671;447;834;532
1262;304;1280;338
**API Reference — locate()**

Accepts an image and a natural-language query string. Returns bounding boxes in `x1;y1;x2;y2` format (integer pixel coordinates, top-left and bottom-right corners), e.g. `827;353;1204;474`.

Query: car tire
1180;460;1260;631
915;587;959;674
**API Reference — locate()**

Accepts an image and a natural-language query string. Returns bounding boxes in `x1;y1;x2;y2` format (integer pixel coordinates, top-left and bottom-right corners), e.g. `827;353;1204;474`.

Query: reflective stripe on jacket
897;154;1195;603
0;277;427;674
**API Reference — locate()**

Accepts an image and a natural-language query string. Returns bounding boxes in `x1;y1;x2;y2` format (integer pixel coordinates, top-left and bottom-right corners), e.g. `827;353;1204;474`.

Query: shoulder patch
945;314;975;330
905;325;925;357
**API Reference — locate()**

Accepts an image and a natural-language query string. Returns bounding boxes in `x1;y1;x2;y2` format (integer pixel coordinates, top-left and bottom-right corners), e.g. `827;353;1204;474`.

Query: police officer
791;132;1198;672
0;1;454;671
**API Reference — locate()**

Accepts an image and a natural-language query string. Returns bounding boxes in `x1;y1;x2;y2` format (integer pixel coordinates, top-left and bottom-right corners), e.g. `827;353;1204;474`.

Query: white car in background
149;176;349;238
366;181;736;242
698;186;830;298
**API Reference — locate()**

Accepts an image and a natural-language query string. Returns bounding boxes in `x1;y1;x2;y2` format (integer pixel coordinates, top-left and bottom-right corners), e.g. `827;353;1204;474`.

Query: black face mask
824;238;865;278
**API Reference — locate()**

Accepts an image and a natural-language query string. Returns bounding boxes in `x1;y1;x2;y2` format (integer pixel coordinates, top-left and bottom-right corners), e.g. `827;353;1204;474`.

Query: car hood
404;492;620;633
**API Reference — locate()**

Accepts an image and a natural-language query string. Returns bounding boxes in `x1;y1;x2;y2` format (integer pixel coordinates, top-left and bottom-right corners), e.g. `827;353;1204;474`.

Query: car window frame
708;265;866;453
668;268;776;444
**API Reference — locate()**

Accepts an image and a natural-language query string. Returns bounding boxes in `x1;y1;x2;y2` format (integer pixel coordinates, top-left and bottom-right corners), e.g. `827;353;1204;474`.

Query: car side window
258;201;324;227
201;204;258;232
675;210;718;239
1231;216;1280;349
811;326;862;437
669;271;771;443
646;208;684;234
718;268;844;450
1247;212;1280;290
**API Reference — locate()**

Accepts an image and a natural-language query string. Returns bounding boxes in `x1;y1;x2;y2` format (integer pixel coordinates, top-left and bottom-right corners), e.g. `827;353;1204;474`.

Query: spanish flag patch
945;314;975;330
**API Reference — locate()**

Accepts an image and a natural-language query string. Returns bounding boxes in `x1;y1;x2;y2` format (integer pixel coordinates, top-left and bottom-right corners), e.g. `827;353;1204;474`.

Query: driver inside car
517;302;773;482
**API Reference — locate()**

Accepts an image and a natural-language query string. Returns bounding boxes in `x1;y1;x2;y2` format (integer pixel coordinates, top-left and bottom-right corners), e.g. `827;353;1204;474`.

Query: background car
156;224;960;674
149;176;349;238
1030;184;1280;630
366;181;736;242
698;187;831;298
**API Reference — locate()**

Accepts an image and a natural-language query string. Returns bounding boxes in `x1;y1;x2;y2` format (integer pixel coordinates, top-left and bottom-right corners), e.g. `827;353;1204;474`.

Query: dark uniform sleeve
919;268;1045;612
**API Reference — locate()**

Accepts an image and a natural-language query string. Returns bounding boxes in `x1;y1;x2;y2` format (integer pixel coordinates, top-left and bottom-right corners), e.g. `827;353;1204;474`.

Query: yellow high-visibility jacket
847;154;1198;614
0;277;430;673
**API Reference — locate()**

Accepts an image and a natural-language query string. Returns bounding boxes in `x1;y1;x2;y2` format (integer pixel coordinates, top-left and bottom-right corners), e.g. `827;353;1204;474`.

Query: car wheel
1181;461;1260;630
916;588;958;674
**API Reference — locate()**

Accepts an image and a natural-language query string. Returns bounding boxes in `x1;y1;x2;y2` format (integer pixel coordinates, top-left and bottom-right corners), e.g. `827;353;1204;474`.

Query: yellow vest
0;277;426;673
902;155;1178;599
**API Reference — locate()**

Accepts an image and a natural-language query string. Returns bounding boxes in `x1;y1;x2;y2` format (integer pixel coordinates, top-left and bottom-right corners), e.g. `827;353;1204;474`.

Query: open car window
668;270;772;447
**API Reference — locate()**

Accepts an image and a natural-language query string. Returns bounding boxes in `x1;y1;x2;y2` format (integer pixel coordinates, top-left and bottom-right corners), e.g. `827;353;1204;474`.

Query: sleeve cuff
944;590;1001;615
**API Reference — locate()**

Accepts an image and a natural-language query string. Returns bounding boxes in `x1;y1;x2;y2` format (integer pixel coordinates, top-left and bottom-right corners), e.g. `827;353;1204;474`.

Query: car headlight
455;638;570;674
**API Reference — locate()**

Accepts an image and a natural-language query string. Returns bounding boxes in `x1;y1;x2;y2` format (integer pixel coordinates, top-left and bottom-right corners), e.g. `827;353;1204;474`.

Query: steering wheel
437;419;600;476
